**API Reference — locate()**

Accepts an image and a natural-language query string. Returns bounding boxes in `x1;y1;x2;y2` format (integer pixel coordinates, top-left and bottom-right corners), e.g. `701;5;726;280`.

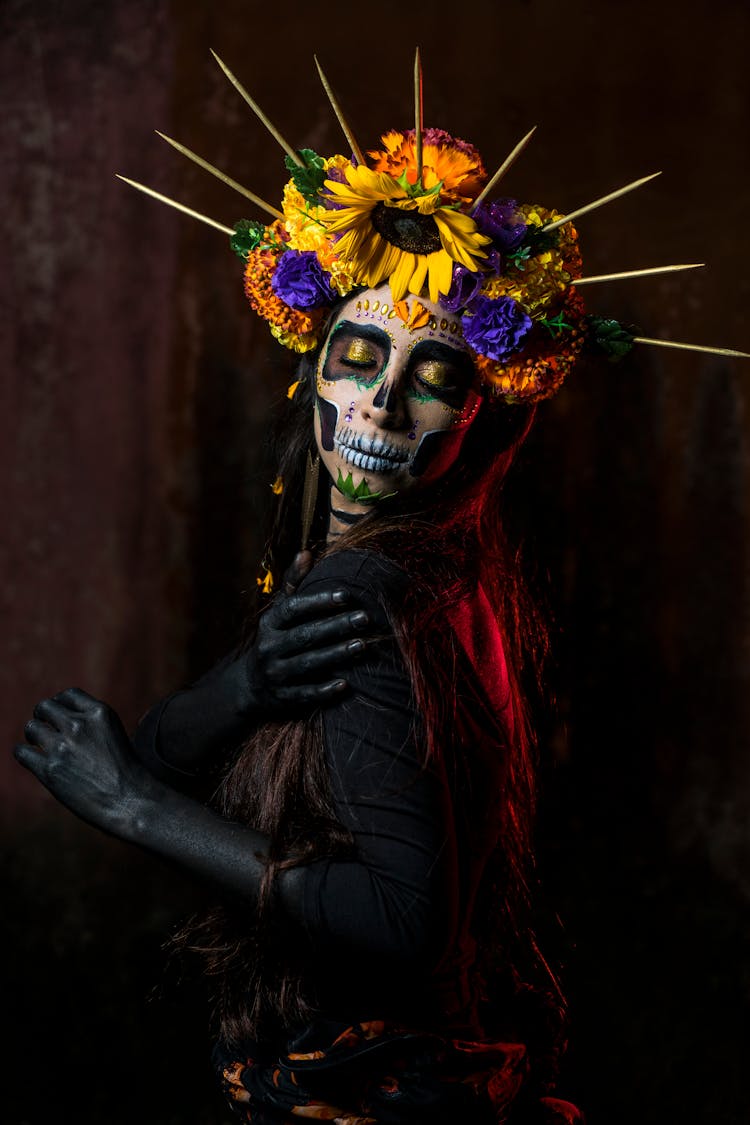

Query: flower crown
119;51;748;405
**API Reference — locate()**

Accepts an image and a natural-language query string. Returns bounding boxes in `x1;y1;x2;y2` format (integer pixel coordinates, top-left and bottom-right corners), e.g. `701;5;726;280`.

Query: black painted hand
15;688;161;837
246;550;372;712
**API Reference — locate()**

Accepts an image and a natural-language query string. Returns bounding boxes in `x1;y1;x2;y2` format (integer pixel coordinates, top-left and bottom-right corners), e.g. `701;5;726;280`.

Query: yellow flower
256;568;274;594
282;180;328;252
283;155;350;253
320;163;491;303
480;204;582;314
269;324;321;353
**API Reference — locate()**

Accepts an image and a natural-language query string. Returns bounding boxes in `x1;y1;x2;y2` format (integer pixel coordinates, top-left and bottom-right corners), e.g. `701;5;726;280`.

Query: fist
15;687;158;838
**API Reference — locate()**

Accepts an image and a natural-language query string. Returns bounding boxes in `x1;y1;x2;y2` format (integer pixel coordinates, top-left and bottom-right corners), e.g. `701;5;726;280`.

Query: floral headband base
119;51;748;405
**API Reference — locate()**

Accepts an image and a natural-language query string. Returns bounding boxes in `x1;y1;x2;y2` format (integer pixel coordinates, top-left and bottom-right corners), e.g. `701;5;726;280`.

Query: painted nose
360;377;408;429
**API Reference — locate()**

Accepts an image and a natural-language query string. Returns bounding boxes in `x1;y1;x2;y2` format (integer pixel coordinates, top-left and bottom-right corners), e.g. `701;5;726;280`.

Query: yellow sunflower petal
434;210;489;270
322;206;373;234
390;252;418;303
427;250;454;303
364;237;402;288
345;164;406;200
407;254;429;296
333;224;376;262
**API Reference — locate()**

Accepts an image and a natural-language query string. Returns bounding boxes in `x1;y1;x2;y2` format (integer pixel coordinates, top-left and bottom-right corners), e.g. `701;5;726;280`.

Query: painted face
313;284;482;509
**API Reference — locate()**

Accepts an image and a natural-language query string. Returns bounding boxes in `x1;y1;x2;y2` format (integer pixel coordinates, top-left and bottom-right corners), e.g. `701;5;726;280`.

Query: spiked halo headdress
118;50;748;404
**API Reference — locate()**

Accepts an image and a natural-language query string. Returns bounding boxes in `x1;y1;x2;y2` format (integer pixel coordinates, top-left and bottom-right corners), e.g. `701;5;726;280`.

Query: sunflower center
371;203;443;254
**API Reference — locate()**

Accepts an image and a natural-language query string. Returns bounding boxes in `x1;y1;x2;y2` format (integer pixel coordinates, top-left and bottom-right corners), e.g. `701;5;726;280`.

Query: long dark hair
181;330;566;1087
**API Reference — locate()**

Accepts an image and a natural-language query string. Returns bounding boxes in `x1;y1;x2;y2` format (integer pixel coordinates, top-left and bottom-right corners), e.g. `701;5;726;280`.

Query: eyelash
340;356;379;370
414;372;458;398
332;354;463;400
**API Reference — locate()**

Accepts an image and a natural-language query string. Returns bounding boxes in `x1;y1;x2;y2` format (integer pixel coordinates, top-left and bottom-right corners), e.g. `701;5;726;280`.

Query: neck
326;484;369;545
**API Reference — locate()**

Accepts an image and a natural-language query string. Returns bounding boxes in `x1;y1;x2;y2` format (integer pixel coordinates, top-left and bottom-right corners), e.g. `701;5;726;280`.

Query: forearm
124;779;308;923
125;781;442;963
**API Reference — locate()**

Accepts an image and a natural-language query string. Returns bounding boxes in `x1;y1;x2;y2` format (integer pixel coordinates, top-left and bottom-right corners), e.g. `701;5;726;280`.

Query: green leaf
230;219;265;260
507;224;559;269
335;469;396;504
285;148;327;205
395;169;443;199
585;316;635;360
537;311;573;338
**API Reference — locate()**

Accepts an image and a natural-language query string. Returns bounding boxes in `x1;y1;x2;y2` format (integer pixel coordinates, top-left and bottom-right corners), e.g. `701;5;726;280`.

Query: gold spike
414;47;423;183
542;172;662;233
313;56;366;166
210;48;302;167
572;263;704;287
116;174;234;234
300;450;320;550
633;337;750;359
471;126;537;213
155;131;284;220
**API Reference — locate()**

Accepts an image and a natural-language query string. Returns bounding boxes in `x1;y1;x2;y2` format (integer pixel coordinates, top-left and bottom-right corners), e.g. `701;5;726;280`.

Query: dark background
2;1;749;1121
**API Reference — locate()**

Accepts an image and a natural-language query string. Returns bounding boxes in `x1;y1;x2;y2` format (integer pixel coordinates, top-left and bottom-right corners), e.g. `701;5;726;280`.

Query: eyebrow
408;339;476;383
328;321;392;355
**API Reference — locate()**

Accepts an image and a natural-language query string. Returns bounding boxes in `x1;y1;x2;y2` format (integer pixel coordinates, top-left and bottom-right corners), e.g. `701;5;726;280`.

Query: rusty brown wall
2;1;749;1121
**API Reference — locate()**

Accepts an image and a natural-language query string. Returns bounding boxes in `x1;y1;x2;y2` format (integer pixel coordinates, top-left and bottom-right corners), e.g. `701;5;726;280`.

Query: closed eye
408;343;476;406
340;355;379;370
323;328;389;382
415;369;457;393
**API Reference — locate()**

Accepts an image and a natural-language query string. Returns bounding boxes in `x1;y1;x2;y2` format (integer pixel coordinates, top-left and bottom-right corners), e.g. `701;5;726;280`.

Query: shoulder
297;548;410;627
300;548;409;591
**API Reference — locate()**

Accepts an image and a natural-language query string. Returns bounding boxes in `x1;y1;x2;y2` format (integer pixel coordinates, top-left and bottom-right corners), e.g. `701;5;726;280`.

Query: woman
14;281;581;1123
22;56;720;1119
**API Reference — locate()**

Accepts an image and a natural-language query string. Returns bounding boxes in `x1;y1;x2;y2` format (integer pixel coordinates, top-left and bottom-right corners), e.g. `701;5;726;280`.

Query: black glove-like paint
14;686;309;917
132;550;373;778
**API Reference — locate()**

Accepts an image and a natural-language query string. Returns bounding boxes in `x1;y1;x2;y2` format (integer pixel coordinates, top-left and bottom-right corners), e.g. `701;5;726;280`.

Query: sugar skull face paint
313;285;482;508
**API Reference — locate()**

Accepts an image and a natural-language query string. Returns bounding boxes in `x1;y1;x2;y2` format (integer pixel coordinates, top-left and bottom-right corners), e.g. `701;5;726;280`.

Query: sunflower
321;162;491;303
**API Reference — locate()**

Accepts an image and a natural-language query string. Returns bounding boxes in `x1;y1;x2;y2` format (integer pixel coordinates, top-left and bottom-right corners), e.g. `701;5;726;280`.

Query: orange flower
243;221;324;347
369;129;486;204
478;290;586;403
394;299;431;330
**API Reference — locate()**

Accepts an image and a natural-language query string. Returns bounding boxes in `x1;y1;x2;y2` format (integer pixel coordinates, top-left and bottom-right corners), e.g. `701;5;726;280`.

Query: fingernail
332;591;348;604
350;611;369;626
347;639;365;653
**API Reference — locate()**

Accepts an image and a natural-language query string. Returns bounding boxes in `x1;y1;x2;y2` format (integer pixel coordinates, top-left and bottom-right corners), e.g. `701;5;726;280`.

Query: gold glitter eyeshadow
416;360;452;388
342;338;378;365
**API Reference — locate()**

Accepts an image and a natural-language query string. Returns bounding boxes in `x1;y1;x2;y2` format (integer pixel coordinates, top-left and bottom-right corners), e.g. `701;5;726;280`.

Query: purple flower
462;296;532;362
272;250;334;309
441;264;484;312
322;164;348;210
473;199;527;252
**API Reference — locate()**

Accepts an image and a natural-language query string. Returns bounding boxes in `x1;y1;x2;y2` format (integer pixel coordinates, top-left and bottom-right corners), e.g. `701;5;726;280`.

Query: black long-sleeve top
134;548;516;1038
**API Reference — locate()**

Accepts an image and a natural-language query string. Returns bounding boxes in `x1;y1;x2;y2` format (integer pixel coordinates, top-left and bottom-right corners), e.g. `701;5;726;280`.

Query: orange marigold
243;222;323;338
478;290;587;403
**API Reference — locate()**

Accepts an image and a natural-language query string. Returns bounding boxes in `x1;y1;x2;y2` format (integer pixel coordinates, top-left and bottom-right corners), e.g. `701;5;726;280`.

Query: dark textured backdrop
2;1;749;1121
